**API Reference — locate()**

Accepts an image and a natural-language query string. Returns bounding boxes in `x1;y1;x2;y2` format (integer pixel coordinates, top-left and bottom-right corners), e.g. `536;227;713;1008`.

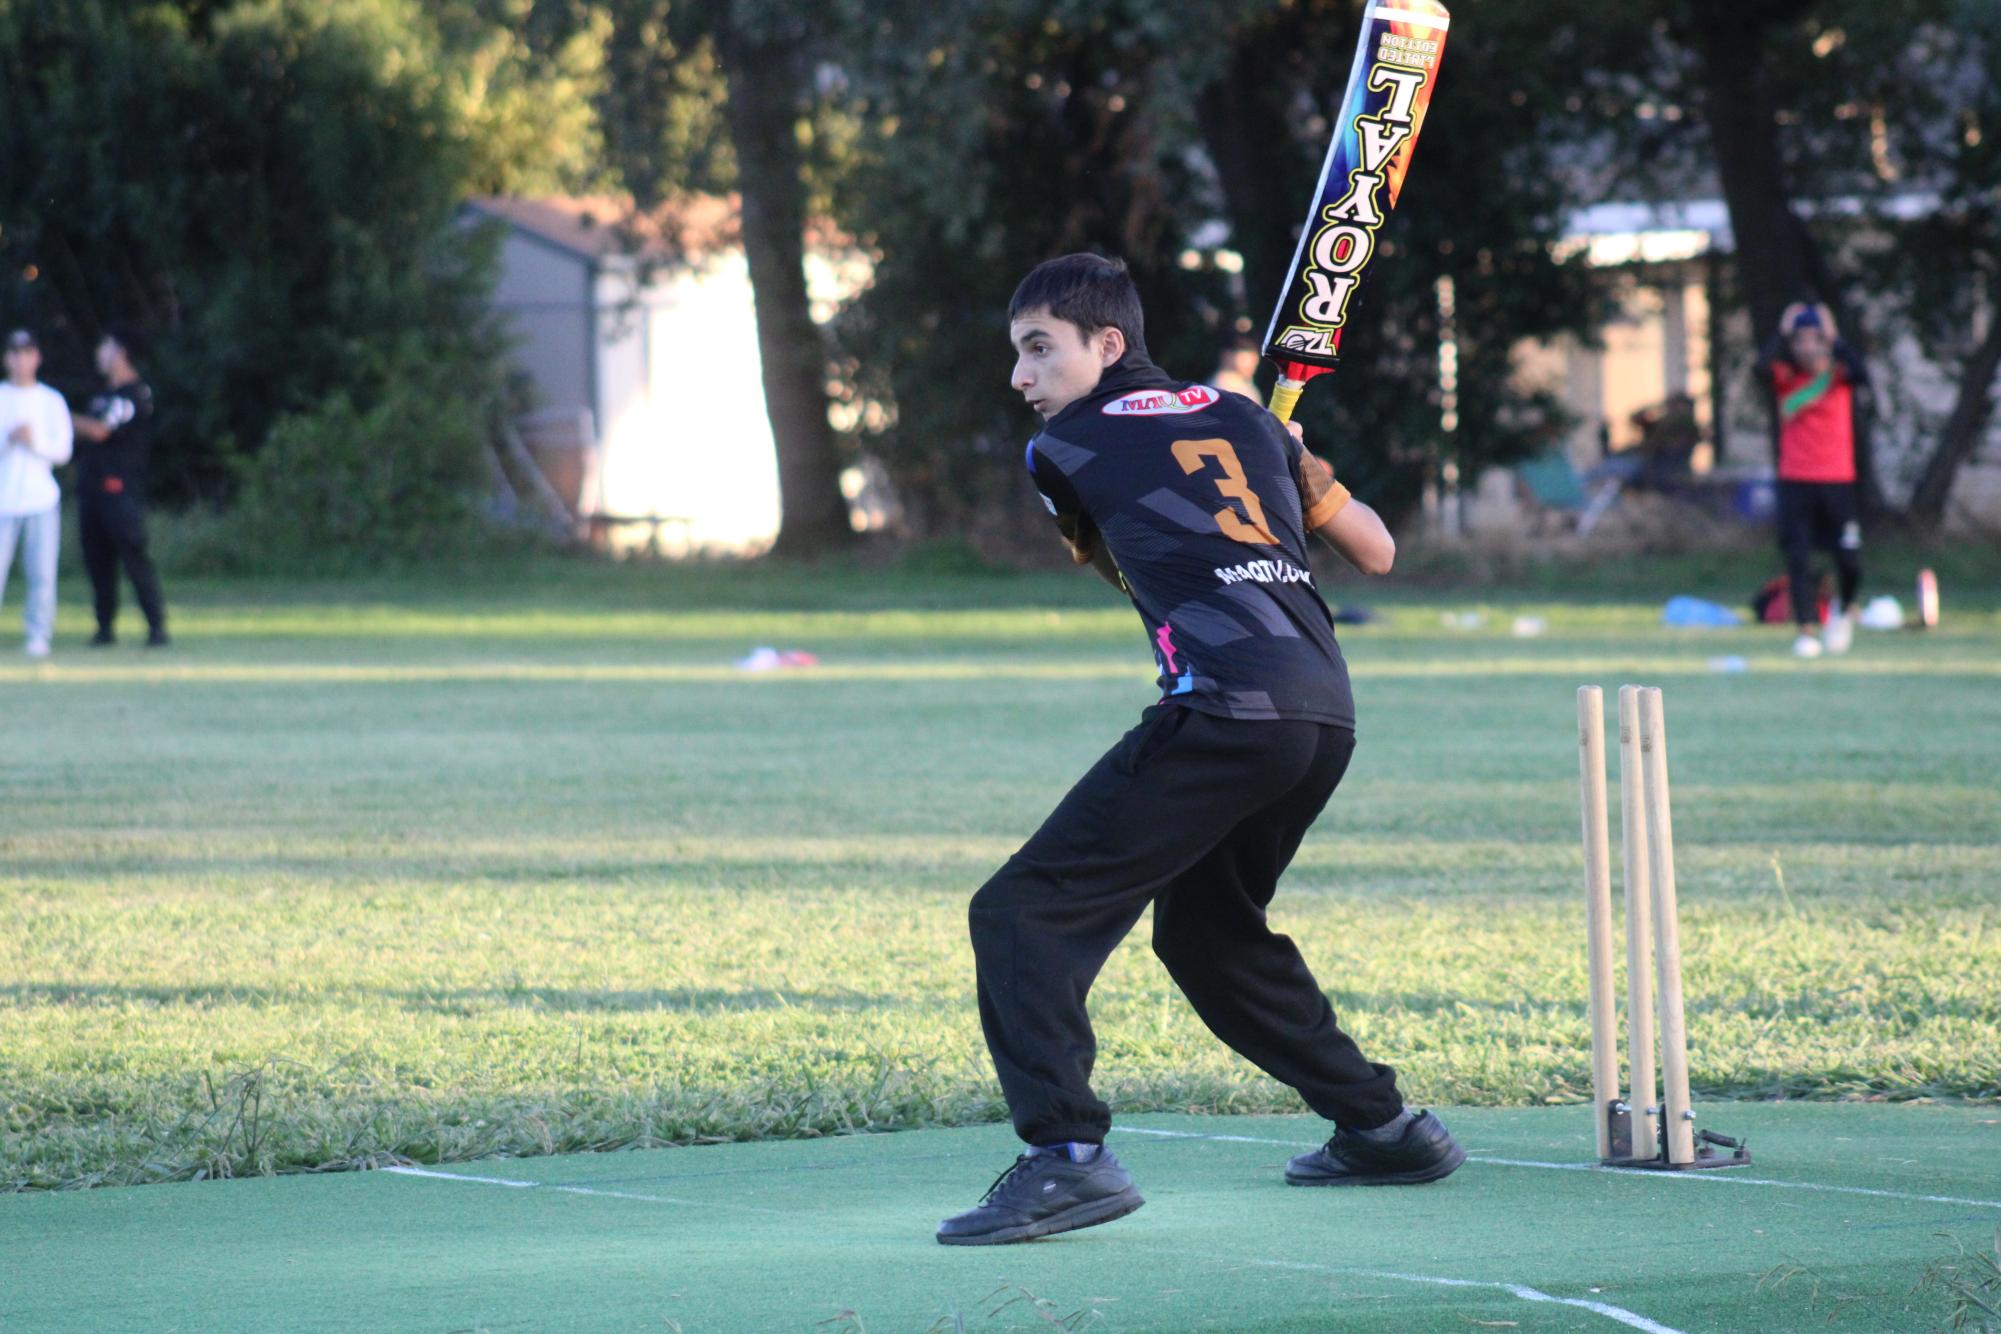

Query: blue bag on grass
1662;596;1743;629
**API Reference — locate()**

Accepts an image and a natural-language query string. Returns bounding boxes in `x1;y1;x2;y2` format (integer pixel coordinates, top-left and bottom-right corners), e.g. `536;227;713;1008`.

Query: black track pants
1777;480;1862;626
79;493;166;637
969;703;1403;1147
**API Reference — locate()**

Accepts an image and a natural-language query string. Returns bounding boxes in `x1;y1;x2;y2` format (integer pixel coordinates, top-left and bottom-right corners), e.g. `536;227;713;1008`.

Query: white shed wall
488;231;594;424
589;257;782;553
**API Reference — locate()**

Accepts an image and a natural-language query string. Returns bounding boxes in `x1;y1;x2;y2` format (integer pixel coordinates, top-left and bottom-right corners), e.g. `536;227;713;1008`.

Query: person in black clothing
72;324;168;647
936;255;1462;1248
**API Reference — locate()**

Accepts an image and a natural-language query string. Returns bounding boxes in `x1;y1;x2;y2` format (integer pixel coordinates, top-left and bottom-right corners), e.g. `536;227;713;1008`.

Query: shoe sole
935;1188;1145;1246
1285;1144;1467;1187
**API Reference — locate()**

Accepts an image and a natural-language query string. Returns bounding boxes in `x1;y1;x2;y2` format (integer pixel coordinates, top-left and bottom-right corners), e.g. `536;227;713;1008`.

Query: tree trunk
711;8;852;556
1689;6;1816;339
1194;6;1316;360
1905;304;2001;527
1690;5;1887;512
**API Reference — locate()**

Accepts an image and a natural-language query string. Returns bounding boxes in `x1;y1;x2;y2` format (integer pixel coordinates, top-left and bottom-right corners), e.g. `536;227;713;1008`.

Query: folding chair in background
1514;450;1623;537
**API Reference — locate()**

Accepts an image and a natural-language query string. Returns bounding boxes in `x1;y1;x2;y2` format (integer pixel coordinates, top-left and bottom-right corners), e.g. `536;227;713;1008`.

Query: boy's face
1010;308;1125;419
1787;328;1830;371
95;337;121;377
4;345;37;382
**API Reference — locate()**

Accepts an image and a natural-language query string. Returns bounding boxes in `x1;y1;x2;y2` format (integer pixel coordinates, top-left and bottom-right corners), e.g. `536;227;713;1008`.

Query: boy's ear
1096;326;1126;367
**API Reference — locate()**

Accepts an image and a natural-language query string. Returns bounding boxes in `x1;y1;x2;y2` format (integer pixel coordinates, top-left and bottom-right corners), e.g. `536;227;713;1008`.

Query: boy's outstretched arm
1288;427;1395;575
1315;492;1396;575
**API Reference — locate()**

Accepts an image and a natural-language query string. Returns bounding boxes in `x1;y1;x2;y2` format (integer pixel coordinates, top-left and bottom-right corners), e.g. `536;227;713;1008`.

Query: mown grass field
3;551;1998;1191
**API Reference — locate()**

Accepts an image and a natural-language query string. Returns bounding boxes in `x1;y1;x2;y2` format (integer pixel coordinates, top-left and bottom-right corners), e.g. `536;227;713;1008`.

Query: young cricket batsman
937;254;1463;1247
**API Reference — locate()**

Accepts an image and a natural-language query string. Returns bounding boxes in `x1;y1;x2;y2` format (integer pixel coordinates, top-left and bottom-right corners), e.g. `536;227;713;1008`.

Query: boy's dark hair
1008;253;1146;355
102;320;149;365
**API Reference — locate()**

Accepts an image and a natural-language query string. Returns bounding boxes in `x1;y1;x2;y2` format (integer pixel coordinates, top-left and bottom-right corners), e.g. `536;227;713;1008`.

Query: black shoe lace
979;1154;1037;1204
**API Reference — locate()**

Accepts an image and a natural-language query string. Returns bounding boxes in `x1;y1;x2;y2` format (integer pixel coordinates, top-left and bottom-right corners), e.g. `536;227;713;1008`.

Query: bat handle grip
1268;377;1307;424
1267;361;1333;424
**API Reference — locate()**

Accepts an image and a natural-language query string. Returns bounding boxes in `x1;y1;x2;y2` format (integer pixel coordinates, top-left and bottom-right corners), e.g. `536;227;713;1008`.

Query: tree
1667;0;1897;510
428;0;620;196
827;0;1595;538
590;0;855;555
1835;0;2001;526
1590;0;1999;522
0;0;602;507
706;0;855;555
593;0;732;208
1186;0;1600;524
825;2;1230;537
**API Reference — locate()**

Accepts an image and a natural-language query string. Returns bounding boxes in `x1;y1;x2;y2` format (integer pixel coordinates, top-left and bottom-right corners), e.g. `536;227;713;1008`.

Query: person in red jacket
1760;302;1864;656
1756;302;1867;659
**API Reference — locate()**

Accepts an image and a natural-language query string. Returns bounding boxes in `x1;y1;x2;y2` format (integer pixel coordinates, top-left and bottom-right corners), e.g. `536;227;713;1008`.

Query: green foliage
428;0;619;195
1831;2;2001;508
817;0;1593;534
181;343;512;573
4;0;1987;549
0;0;597;516
594;0;734;205
1551;0;2000;512
820;4;1204;531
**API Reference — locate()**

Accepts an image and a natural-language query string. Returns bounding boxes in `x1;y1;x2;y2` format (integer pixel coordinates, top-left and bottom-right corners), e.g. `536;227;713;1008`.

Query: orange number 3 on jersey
1171;438;1280;546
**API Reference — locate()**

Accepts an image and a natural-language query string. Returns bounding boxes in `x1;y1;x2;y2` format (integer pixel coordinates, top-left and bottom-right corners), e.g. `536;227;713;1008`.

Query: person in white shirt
0;329;74;658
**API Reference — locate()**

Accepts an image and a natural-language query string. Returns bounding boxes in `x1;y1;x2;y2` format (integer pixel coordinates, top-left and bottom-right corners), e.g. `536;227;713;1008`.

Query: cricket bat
1263;0;1452;423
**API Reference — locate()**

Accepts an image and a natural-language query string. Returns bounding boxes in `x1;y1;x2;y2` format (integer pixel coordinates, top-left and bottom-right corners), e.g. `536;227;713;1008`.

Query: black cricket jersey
1027;353;1355;729
78;379;155;497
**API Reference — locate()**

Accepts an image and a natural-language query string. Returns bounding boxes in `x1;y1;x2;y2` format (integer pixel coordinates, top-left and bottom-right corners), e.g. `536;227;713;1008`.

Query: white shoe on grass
1823;606;1856;655
1793;633;1824;660
24;639;49;660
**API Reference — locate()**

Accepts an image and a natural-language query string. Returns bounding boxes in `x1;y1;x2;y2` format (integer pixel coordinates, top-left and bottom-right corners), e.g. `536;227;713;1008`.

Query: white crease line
385;1165;541;1188
1119;1128;1289;1145
1248;1258;1681;1334
1469;1155;2001;1210
382;1164;787;1215
1113;1126;2001;1211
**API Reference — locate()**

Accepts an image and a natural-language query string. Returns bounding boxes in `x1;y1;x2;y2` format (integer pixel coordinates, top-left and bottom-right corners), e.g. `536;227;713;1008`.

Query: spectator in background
1585;392;1700;494
1756;302;1867;660
0;329;74;658
73;324;168;648
1208;337;1262;401
1630;391;1700;488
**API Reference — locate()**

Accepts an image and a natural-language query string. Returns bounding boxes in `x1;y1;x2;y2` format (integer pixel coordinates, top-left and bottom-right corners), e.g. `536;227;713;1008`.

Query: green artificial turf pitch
6;1106;1999;1330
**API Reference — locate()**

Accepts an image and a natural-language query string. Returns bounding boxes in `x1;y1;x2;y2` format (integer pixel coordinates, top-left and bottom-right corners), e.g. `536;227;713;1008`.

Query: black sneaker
1285;1110;1467;1187
145;629;170;648
936;1147;1145;1246
88;629;115;648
